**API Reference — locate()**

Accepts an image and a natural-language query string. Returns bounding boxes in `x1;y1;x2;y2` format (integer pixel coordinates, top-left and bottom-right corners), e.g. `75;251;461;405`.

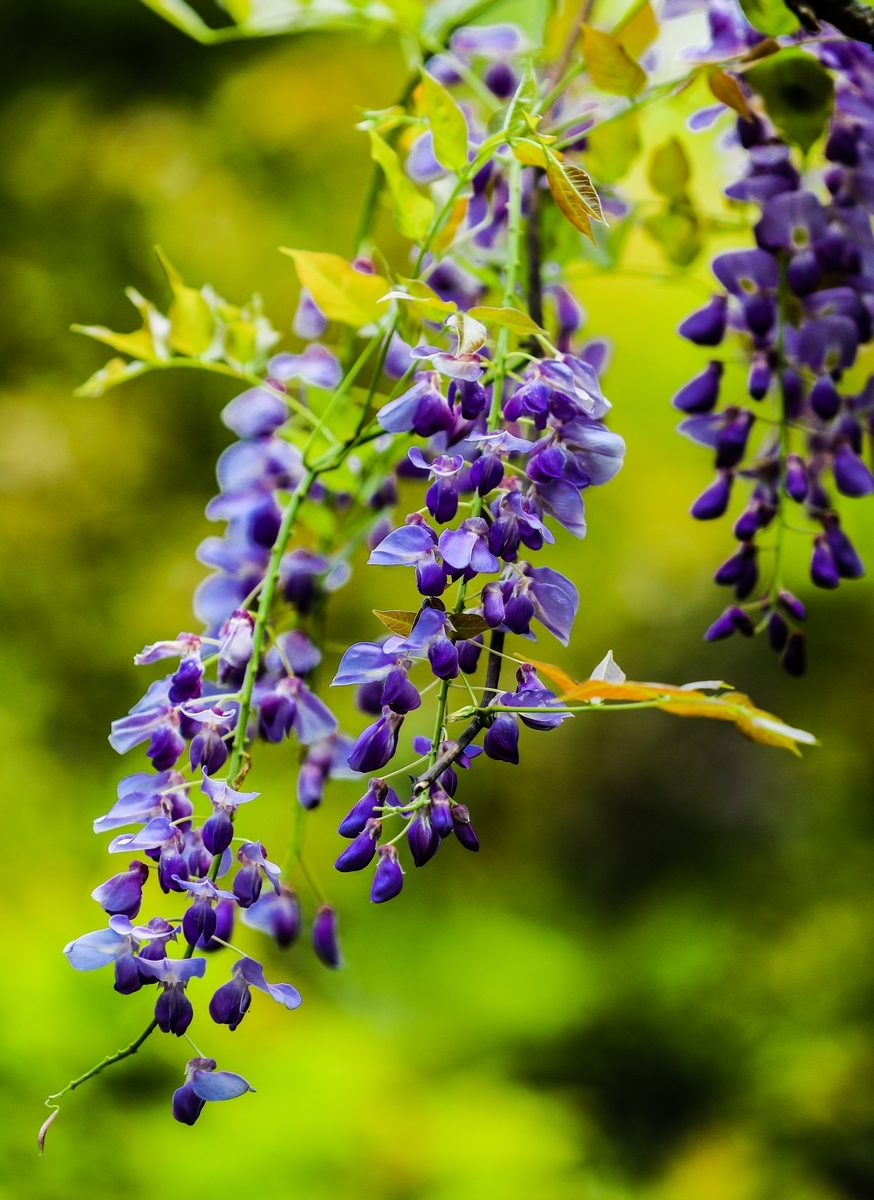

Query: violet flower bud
691;472;732;520
811;534;840;588
371;844;403;903
199;896;235;951
748;358;772;401
811;376;841;421
715;410;754;469
704;606;754;640
218;609;255;684
459;379;488;418
779;589;806;621
147;724;185;771
833;443;874;497
91;860;149;919
678;295;727;346
457;635;483;674
782;630;807;677
407;808;441;867
714;543;758;600
347;708;404;773
429;634;460;680
339;779;398;838
312;904;341;968
430;789;454;837
824;517;865;577
784;454;809;503
482;580;506;627
672;362;723;413
484;713;520;763
451;803;480;851
768;611;789;653
335;818;382;872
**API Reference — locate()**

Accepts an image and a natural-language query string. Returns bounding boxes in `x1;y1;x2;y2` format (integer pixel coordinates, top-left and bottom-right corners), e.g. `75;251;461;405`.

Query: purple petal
191;1069;255;1102
368;523;437;565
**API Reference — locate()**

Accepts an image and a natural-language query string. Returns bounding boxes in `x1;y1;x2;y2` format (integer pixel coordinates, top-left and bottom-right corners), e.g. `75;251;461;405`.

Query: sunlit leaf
382;280;459;323
738;0;800;36
545;153;604;240
467;306;546;336
582;25;647;97
71;324;159;362
505;66;539;136
367;128;435;243
374;609;418;636
746;49;834;154
648;137;690;201
280;248;389;327
449;613;490;638
512;138;553;169
138;0;215;41
615;0;658;59
155;248;215;357
708;69;752;121
525;657;579;695
73;357;150;398
421;69;469;172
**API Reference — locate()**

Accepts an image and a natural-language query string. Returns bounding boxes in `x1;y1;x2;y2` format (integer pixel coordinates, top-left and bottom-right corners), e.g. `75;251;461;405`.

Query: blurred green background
4;2;874;1197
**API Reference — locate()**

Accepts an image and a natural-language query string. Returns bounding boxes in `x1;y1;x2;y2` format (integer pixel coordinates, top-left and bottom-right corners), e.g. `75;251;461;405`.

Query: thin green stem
45;1019;159;1107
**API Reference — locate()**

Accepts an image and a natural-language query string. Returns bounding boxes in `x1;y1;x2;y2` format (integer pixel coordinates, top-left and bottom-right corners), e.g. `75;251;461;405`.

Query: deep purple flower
335;818;382;872
704;606;755;640
811;535;840;588
137;956;206;1036
833;442;874;496
339;778;400;837
824;516;865;577
176;877;235;947
407;808;441;867
438;518;500;574
672;362;723;413
371;844;403;903
377;371;454;436
312;904;341;968
233;842;281;909
484;713;519;763
347;707;404;773
714;542;758;599
785;454;809;502
201;771;259;856
691;472;733;520
91;860;149;919
172;1057;255;1126
451;802;480;851
209;956;301;1031
198;896;235;951
241;885;301;949
782;631;807;677
678;295;728;346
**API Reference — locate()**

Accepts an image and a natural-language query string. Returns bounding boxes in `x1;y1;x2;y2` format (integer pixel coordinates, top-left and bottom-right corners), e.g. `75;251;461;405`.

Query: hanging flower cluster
45;1;822;1144
672;11;874;674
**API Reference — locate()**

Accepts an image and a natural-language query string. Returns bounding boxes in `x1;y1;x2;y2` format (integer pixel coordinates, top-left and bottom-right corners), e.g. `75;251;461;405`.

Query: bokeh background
4;2;874;1197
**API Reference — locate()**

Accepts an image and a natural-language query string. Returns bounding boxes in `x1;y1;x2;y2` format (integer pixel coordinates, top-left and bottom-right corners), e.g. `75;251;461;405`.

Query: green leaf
384;279;459;323
367;128;435;243
582;25;647;97
73;357;150;398
138;0;215;41
420;69;469;173
738;0;799;36
374;609;418;636
746;50;833;153
545;153;604;240
467;306;546;336
708;69;751;121
449;612;490;638
280;248;389;327
71;323;160;362
504;65;538;136
155;247;215;357
648;137;691;201
586;109;641;184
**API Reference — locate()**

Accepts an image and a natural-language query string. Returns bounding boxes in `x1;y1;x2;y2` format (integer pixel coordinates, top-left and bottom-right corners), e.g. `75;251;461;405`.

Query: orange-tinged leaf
708;69;752;120
545;153;601;241
524;657;581;695
433;196;467;252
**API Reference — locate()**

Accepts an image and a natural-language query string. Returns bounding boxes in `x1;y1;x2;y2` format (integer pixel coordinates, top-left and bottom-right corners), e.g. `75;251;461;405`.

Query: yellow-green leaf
420;69;469;173
545;153;604;240
280;248;389;327
467;306;546;336
73;356;150;398
583;25;647;97
383;278;458;323
648;137;691;201
155;247;214;357
615;0;658;58
71;323;159;362
368;128;435;243
374;609;418;636
708;69;752;121
511;138;554;169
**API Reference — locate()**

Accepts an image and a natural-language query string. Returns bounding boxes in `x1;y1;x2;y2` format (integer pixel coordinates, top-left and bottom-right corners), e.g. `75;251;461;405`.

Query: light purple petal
191;1069;255;1102
63;928;128;971
289;683;339;744
526;565;580;646
368;523;437;565
108;816;177;854
534;480;587;538
332;642;396;686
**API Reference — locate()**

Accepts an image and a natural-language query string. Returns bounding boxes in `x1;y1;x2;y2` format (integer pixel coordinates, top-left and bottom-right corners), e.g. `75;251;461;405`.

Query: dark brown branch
783;0;874;44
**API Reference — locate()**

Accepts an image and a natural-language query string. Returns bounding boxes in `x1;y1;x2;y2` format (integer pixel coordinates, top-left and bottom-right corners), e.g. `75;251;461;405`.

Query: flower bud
811;376;841;421
484;713;520;763
767;610;788;653
784;454;809;503
312;904;341;968
451;803;480;852
811;534;840;589
407;808;441;867
335;818;382;872
691;473;732;520
371;844;404;903
678;295;727;346
672;361;723;413
781;630;807;677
